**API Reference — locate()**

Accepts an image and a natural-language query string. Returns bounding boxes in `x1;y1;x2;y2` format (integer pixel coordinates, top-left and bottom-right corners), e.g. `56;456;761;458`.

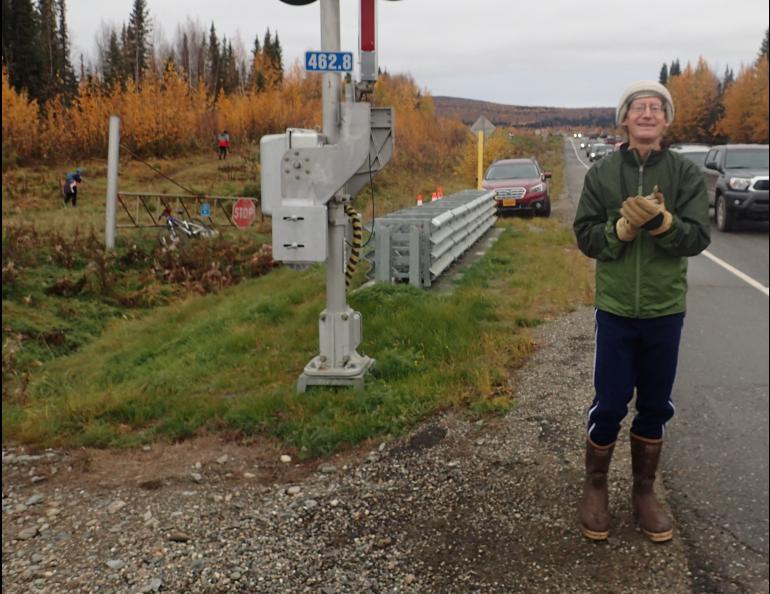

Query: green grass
3;215;593;456
3;135;592;457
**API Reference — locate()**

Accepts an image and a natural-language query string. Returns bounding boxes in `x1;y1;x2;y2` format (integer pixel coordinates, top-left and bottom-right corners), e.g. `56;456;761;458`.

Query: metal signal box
260;129;324;216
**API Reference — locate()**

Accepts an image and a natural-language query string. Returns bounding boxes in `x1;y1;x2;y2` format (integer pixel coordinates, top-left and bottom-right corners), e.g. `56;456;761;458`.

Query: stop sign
232;198;256;229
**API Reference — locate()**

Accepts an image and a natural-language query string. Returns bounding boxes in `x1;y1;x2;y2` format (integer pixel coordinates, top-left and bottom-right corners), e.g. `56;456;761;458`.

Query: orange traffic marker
416;193;423;206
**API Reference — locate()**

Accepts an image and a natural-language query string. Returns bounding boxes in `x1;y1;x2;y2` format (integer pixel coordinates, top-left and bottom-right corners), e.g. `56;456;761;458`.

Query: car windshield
593;144;611;152
485;163;539;180
679;151;708;167
726;148;769;169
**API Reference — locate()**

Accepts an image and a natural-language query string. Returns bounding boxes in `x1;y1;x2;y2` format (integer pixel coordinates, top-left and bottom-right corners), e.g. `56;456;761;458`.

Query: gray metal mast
263;0;395;392
321;0;345;320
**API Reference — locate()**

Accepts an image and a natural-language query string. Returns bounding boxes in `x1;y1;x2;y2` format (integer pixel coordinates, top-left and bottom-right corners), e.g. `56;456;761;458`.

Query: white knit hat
616;80;675;126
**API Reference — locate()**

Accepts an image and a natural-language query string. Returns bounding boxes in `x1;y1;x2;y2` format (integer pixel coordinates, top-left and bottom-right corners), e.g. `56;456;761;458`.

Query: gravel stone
2;308;700;593
107;500;126;513
16;526;38;540
24;494;44;506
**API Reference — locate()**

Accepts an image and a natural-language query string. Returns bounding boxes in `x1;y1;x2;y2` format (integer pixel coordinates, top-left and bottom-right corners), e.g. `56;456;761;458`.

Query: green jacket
573;146;710;318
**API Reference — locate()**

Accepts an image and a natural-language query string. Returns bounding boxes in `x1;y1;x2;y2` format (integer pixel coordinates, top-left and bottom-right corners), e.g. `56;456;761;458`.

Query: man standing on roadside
573;81;710;543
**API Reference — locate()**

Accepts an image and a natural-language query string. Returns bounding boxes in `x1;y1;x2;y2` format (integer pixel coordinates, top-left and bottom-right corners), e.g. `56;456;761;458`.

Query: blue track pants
587;309;685;446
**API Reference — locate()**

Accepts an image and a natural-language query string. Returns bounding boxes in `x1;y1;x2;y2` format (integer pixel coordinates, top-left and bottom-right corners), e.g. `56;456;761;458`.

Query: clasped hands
615;185;672;241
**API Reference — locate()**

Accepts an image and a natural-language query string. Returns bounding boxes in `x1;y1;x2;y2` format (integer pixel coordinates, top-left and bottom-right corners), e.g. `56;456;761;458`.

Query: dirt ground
2;306;697;594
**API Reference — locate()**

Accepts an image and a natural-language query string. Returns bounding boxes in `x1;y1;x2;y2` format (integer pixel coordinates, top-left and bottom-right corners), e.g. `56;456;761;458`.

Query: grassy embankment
2;135;593;457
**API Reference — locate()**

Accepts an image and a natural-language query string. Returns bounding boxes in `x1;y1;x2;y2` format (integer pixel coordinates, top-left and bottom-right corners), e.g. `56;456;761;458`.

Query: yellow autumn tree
2;67;41;163
215;63;321;145
666;57;721;143
454;129;513;187
4;62;467;167
717;55;769;142
373;73;466;173
453;128;547;187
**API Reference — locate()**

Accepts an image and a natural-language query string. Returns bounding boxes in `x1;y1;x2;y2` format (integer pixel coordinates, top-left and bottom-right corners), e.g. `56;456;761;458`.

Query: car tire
715;194;735;232
537;198;551;217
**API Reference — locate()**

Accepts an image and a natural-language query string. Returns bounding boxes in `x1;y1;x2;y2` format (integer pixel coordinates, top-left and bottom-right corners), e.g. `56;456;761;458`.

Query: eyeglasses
629;103;665;116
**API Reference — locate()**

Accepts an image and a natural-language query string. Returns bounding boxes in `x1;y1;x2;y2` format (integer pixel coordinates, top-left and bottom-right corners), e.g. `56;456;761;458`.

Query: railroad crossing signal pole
265;0;397;392
319;0;351;391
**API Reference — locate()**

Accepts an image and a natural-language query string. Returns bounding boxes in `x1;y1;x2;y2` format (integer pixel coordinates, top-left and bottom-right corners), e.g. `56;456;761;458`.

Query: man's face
623;96;669;145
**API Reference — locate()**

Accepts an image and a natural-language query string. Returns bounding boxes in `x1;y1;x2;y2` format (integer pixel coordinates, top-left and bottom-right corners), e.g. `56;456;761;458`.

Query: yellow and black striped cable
344;204;363;289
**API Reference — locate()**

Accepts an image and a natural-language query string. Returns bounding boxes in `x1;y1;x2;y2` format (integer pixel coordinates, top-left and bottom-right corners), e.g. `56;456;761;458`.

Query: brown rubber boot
630;433;673;543
577;438;615;540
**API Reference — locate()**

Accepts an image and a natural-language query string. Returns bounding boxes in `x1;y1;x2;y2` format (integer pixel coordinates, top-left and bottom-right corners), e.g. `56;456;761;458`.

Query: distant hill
433;96;615;131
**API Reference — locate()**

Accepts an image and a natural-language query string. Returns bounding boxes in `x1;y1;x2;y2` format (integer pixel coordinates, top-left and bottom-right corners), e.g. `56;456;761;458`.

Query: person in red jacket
217;130;230;160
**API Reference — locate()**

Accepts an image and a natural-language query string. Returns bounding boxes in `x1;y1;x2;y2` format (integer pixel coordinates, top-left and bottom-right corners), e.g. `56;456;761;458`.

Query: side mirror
543;172;552;179
704;161;719;171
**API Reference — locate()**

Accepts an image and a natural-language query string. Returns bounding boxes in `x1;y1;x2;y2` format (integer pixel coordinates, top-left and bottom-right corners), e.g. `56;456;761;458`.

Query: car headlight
529;183;544;194
728;177;751;191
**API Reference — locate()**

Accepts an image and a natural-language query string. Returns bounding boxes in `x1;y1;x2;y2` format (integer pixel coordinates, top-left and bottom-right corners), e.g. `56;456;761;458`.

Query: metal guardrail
373;189;496;287
116;192;261;229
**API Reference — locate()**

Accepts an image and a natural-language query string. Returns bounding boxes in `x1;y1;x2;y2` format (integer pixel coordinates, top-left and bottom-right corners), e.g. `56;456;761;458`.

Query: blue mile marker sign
200;202;211;217
305;51;354;73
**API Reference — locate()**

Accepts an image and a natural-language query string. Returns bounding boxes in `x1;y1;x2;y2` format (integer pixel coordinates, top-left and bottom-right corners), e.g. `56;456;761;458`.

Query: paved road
563;136;770;594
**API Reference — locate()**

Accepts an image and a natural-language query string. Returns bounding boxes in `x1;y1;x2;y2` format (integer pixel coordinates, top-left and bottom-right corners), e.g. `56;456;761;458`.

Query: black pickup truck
702;144;769;232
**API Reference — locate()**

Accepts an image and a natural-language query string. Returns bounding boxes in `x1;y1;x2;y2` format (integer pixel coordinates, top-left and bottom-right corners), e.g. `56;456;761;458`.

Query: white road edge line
569;138;591;170
702;250;769;296
567;137;768;297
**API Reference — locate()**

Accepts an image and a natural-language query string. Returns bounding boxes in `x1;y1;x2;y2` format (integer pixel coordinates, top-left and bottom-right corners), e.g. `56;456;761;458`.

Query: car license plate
503;199;517;207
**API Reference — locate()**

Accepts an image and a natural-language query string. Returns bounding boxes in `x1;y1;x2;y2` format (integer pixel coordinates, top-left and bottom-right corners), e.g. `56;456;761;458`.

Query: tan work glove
615;216;640;242
620;185;673;236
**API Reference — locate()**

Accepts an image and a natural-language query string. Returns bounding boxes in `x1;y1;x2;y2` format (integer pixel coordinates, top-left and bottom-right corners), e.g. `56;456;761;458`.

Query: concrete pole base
297;354;375;393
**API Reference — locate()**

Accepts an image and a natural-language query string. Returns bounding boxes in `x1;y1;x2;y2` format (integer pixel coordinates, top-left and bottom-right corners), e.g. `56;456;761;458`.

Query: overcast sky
67;0;769;108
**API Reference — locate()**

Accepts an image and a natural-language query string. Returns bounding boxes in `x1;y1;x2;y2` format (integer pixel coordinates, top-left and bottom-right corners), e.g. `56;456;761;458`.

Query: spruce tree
180;32;190;82
669;59;681;77
262;28;283;88
249;33;265;91
270;31;283;83
2;0;12;69
759;28;769;61
659;63;668;86
103;29;124;90
207;22;220;95
721;66;734;93
6;0;43;98
38;0;57;100
221;39;239;94
263;28;272;61
125;0;150;84
56;0;76;97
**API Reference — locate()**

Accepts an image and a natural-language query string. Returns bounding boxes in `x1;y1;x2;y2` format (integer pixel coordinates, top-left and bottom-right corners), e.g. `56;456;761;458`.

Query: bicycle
158;206;218;248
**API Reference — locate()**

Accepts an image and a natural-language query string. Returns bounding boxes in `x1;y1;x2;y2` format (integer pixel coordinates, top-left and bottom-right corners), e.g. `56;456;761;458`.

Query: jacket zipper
633;155;647;318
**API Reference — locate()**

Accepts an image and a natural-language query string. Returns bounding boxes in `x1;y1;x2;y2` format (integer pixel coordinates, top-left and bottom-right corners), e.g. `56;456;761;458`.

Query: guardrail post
375;224;391;283
409;224;421;287
105;116;120;250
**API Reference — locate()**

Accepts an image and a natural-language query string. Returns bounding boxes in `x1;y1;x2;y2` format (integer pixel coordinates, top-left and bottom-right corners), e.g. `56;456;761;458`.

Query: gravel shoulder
3;305;696;594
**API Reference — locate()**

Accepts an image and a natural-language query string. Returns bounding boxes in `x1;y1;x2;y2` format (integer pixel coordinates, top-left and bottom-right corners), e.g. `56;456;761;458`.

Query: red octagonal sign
232;197;256;229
